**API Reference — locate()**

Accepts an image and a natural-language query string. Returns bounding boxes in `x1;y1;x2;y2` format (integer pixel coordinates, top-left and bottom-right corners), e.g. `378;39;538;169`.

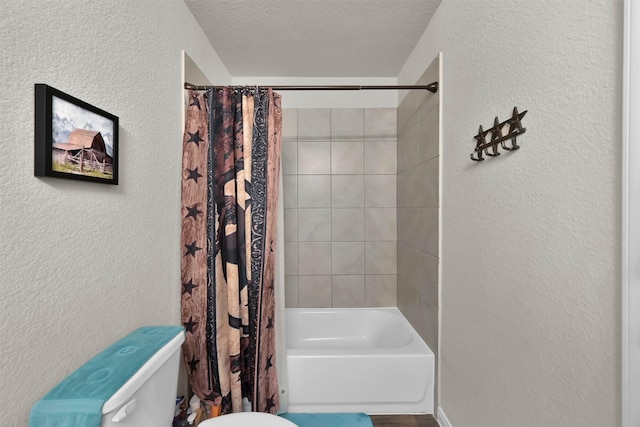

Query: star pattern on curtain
183;316;197;333
265;395;276;413
188;355;200;373
185;204;203;220
265;355;273;371
187;130;204;146
182;279;198;295
184;241;202;257
186;167;203;183
189;94;201;110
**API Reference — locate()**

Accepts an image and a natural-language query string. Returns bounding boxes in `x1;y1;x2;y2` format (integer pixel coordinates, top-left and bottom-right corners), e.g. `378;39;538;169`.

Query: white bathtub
285;308;434;414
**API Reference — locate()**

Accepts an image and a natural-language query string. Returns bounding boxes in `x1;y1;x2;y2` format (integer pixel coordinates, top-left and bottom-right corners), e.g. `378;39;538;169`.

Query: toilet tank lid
29;326;184;427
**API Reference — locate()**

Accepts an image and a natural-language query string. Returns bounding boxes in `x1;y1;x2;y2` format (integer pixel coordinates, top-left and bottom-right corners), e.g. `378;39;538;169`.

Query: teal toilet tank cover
29;326;184;427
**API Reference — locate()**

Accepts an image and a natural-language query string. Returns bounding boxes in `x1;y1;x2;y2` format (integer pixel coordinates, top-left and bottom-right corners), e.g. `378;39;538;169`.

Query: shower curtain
180;87;282;415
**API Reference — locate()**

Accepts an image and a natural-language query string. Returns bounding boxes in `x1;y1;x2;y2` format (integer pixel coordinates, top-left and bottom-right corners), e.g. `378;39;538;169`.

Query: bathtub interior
286;308;415;350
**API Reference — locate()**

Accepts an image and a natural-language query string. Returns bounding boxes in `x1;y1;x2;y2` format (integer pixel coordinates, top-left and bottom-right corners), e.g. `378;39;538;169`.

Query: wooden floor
370;415;439;427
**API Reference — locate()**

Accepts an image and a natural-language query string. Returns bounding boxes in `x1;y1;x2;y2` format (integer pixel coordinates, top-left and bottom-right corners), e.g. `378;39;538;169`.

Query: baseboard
437;406;452;427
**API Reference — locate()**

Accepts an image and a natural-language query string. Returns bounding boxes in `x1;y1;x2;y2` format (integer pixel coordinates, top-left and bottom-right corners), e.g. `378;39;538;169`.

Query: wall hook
471;107;527;162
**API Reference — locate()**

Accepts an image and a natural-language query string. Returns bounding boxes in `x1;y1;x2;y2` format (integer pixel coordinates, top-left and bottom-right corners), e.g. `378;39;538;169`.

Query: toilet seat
198;412;298;426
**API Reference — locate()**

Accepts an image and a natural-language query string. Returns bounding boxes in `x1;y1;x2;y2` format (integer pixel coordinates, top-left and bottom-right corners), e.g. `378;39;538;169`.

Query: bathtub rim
285;307;434;355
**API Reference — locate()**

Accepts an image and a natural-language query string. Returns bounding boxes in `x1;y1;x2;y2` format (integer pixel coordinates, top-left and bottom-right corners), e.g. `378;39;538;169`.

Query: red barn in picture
52;129;113;175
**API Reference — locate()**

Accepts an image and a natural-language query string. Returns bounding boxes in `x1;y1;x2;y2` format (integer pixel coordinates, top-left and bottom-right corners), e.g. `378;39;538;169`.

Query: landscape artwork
35;84;119;185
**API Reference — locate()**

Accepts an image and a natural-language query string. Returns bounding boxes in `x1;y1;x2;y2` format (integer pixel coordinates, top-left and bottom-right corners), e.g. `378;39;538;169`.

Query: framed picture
34;84;119;185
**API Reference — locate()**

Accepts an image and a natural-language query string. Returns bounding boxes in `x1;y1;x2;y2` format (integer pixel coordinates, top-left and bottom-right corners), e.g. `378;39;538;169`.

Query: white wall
398;0;622;426
0;1;230;425
623;2;640;425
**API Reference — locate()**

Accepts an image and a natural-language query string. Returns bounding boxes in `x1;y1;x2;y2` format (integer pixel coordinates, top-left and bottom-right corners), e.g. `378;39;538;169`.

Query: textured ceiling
184;0;441;77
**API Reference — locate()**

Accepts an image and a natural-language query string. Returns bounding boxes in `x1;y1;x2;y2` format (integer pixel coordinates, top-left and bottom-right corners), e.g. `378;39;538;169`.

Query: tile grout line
363;109;368;307
295;110;300;307
329;109;333;308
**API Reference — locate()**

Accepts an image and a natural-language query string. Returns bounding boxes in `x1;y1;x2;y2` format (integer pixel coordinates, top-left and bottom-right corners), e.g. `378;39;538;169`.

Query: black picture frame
34;84;119;185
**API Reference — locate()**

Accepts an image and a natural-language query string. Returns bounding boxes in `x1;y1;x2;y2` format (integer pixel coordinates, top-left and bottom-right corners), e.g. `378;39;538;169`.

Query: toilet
29;326;296;427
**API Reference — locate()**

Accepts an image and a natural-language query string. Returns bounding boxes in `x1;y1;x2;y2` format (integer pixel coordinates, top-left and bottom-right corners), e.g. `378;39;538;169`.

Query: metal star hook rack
471;107;527;161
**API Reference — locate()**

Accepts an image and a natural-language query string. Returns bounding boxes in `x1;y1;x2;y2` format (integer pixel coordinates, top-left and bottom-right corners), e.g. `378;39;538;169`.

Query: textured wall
0;2;230;425
398;0;622;426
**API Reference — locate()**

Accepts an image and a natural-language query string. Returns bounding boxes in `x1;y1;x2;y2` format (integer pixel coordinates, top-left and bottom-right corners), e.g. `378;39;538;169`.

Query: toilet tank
101;327;185;427
29;326;185;427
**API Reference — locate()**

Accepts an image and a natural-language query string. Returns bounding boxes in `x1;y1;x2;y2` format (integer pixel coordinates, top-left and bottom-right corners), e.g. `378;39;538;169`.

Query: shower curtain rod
184;81;439;93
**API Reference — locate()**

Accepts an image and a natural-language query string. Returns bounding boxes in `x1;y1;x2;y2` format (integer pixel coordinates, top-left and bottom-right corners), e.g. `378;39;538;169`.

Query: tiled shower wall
282;108;398;308
397;56;440;355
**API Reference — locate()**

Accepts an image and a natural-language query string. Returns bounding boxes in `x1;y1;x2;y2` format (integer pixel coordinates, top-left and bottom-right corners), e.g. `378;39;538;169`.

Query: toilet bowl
199;412;297;426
